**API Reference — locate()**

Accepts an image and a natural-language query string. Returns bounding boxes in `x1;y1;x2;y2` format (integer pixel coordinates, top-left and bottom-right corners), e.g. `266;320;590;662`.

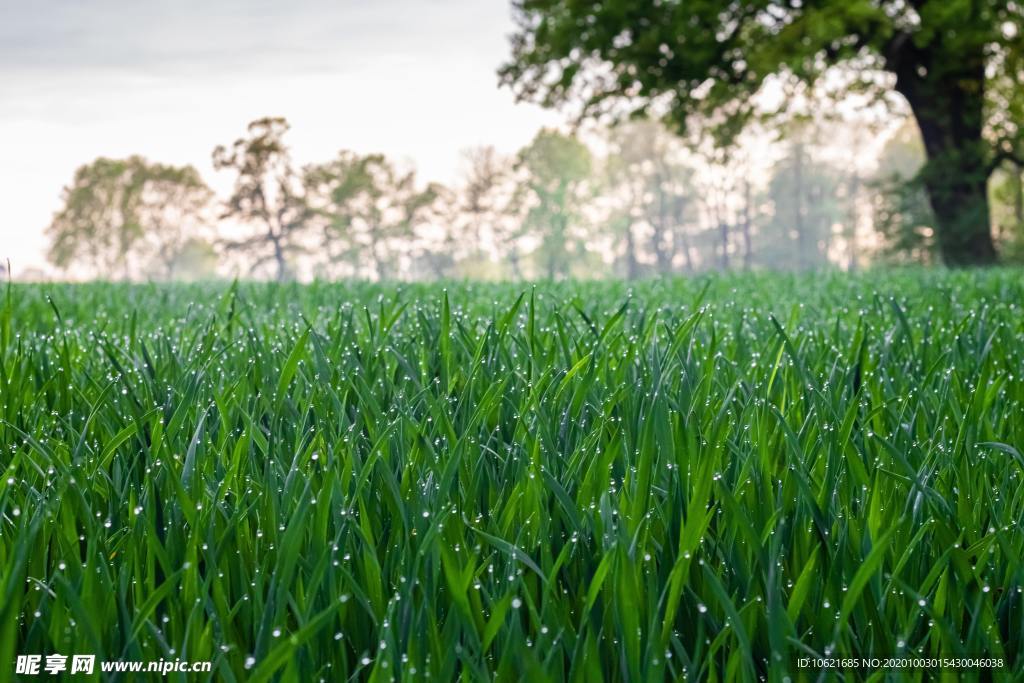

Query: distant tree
514;130;592;279
604;120;698;276
759;139;844;270
165;238;219;281
410;185;461;280
46;157;211;279
692;141;748;272
213;117;310;281
501;0;1024;266
871;119;937;262
306;152;444;280
457;148;531;279
305;151;381;276
459;147;502;252
990;164;1024;260
597;154;643;279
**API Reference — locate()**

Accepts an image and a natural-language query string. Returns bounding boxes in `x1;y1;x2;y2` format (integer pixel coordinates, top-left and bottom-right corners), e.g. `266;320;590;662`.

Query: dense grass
2;270;1023;682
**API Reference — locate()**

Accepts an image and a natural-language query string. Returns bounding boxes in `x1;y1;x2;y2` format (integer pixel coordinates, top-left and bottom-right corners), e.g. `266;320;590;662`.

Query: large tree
501;0;1023;266
47;157;211;279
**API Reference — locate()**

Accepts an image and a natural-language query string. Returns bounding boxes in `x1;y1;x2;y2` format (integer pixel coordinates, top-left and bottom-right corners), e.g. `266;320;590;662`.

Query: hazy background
0;0;559;273
3;0;1020;281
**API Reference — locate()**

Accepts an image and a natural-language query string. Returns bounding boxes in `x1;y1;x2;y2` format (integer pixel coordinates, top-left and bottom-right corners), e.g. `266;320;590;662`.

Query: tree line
45;114;1024;282
500;0;1022;267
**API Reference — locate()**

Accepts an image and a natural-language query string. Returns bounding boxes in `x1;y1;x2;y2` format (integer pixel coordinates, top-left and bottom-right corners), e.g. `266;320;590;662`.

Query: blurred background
1;0;1021;282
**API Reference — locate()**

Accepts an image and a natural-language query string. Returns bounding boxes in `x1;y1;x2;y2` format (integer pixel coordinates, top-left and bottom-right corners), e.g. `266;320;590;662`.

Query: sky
0;0;562;275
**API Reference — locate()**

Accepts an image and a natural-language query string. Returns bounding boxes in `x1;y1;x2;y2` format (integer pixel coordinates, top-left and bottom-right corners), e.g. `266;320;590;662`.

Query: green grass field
2;270;1023;681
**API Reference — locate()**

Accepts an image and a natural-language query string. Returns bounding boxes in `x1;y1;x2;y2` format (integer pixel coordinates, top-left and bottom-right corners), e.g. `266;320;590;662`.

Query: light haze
0;0;560;274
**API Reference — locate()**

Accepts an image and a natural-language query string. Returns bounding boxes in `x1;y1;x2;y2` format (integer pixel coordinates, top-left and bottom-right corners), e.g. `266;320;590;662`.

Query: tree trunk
718;222;729;270
1014;168;1023;228
793;142;808;270
678;232;694;274
508;248;522;280
917;149;995;266
846;170;860;272
653;194;672;274
894;51;997;266
624;222;639;280
270;234;288;282
671;197;693;273
740;179;753;271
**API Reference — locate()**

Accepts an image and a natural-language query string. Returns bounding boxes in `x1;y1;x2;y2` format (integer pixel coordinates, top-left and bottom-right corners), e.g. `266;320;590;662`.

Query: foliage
306;153;446;280
500;0;1024;265
165;238;220;281
2;272;1023;681
46;157;211;279
603;120;697;276
454;146;517;275
213;117;311;281
515;129;593;279
991;164;1024;260
758;139;845;270
870;119;937;262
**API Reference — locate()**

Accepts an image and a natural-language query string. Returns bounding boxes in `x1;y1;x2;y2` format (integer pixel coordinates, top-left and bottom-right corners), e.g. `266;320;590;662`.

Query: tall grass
1;271;1022;681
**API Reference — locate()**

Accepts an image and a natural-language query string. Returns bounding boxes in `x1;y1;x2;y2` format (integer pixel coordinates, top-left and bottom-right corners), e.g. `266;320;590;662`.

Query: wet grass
1;270;1023;681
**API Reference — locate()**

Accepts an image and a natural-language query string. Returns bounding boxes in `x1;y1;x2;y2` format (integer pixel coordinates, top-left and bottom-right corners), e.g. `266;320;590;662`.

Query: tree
604;120;698;277
456;147;529;279
165;238;219;281
514;130;592;279
458;146;506;259
989;163;1024;259
305;152;444;280
692;140;748;272
501;0;1024;266
759;139;844;270
213;117;310;281
871;118;938;262
305;151;382;277
47;157;211;279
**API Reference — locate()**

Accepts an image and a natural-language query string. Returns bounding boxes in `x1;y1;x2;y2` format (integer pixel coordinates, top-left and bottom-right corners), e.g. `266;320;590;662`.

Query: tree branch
988;148;1024;176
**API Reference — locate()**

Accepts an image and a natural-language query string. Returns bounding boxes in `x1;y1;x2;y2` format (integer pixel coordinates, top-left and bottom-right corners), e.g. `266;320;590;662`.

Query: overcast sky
0;0;561;274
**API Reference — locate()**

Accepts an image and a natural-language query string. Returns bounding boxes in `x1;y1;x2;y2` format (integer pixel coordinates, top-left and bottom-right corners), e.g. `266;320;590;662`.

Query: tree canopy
501;0;1024;265
46;157;210;279
213;117;310;281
